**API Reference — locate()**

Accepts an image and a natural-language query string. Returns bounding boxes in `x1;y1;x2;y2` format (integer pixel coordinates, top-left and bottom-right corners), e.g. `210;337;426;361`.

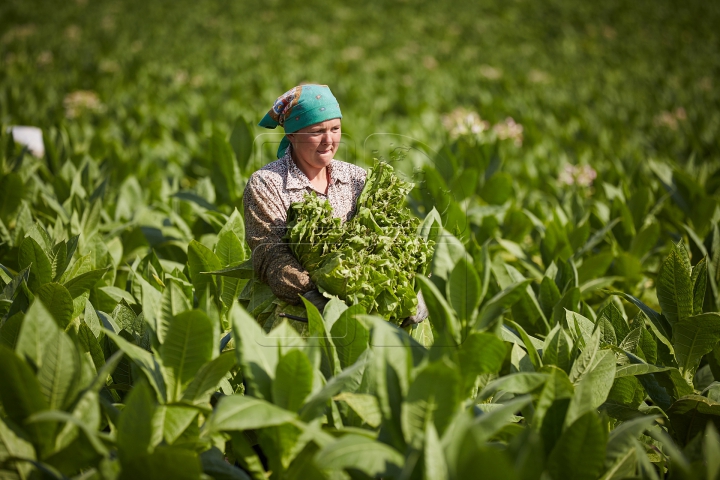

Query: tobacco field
1;0;720;478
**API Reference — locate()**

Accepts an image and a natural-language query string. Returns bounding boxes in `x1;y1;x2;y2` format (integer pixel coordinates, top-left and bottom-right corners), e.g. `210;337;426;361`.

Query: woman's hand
303;289;329;313
401;290;429;328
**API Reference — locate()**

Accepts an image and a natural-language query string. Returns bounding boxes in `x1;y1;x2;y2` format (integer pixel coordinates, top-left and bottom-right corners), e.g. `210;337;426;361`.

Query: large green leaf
656;243;693;326
181;352;236;404
546;412;607;480
506;320;543;371
604;415;657;472
211;127;243;204
299;351;369;422
615;363;673;377
551;287;581;328
424;416;449;480
155;405;198;445
35;283;74;329
201;446;252;480
301;296;340;379
542;323;572;373
205;395;297;433
417;275;460;345
0;414;36;479
565;310;595;348
215;230;246;267
505;264;549;335
16;299;61;369
315;434;403;478
158;279;192;344
0;172;24;223
48;242;67;283
215;230;247;311
71;322;105;375
104;330;167;402
333;393;381;428
667;395;720;446
476;279;532;330
455;438;518;480
673;313;720;383
230;302;277;401
160;309;214;401
117;380;156;461
63;268;108;299
229;116;253;172
119;445;203;480
446;256;481;330
533;366;574;429
187;240;222;302
569;327;601;384
37;330;81;411
402;358;462;444
564;349;616;427
417;207;443;245
691;257;707;316
598;302;630;345
0;346;55;456
18;236;52;291
477;372;549;402
330;304;369;370
456;331;506;395
0;312;23;349
469;396;533;444
539;276;561;320
202;259;255;279
613;292;673;352
272;350;314;412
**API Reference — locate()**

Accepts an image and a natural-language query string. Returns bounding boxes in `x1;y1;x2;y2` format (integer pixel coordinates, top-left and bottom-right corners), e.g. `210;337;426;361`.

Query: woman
243;84;427;326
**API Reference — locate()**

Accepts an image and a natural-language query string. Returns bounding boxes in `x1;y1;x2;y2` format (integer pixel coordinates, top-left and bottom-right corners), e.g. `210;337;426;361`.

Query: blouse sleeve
242;174;314;305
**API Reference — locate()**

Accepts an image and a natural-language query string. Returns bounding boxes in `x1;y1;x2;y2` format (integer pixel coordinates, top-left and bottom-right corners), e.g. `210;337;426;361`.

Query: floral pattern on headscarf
268;87;301;126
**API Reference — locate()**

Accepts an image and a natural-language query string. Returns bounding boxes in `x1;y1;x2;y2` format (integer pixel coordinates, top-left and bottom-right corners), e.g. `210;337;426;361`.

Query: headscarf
259;84;342;158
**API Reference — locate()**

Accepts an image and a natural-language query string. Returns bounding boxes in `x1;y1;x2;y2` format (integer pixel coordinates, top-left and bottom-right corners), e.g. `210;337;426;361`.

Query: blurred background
1;0;719;268
2;0;718;168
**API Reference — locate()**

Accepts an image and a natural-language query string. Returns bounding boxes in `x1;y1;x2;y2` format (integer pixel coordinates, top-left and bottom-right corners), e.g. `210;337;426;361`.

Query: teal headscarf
259;84;342;158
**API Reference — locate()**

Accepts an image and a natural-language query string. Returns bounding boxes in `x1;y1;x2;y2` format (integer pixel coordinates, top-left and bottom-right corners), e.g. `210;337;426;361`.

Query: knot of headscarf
259;84;342;158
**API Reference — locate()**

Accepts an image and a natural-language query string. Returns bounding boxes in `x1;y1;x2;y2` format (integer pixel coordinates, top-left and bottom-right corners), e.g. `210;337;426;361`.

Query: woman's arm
243;175;314;304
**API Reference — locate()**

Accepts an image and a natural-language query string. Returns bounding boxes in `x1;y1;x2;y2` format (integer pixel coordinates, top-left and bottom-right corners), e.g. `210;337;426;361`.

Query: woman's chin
315;151;335;163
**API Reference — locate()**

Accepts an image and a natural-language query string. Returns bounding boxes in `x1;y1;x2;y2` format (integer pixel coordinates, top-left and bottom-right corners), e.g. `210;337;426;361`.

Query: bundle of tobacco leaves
285;160;434;323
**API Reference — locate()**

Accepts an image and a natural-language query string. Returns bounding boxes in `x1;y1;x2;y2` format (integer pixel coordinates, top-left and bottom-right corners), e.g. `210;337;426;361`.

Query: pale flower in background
36;51;53;67
99;59;120;73
1;24;37;44
698;77;713;92
190;75;205;88
174;70;189;85
442;109;524;146
654;107;687;130
559;164;597;187
422;55;438;70
479;64;503;80
64;25;82;42
341;46;364;61
528;69;550;84
492;117;524;146
442;108;490;138
63;90;104;119
101;15;116;32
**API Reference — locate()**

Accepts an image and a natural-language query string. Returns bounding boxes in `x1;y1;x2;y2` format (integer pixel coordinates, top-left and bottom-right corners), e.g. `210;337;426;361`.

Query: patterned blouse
243;149;366;304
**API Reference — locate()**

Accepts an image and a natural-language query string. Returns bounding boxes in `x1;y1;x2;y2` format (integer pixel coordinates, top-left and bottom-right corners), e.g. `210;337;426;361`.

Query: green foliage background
1;0;720;479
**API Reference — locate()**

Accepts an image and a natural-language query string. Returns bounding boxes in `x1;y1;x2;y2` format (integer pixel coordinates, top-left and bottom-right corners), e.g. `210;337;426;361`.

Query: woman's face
288;118;341;170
